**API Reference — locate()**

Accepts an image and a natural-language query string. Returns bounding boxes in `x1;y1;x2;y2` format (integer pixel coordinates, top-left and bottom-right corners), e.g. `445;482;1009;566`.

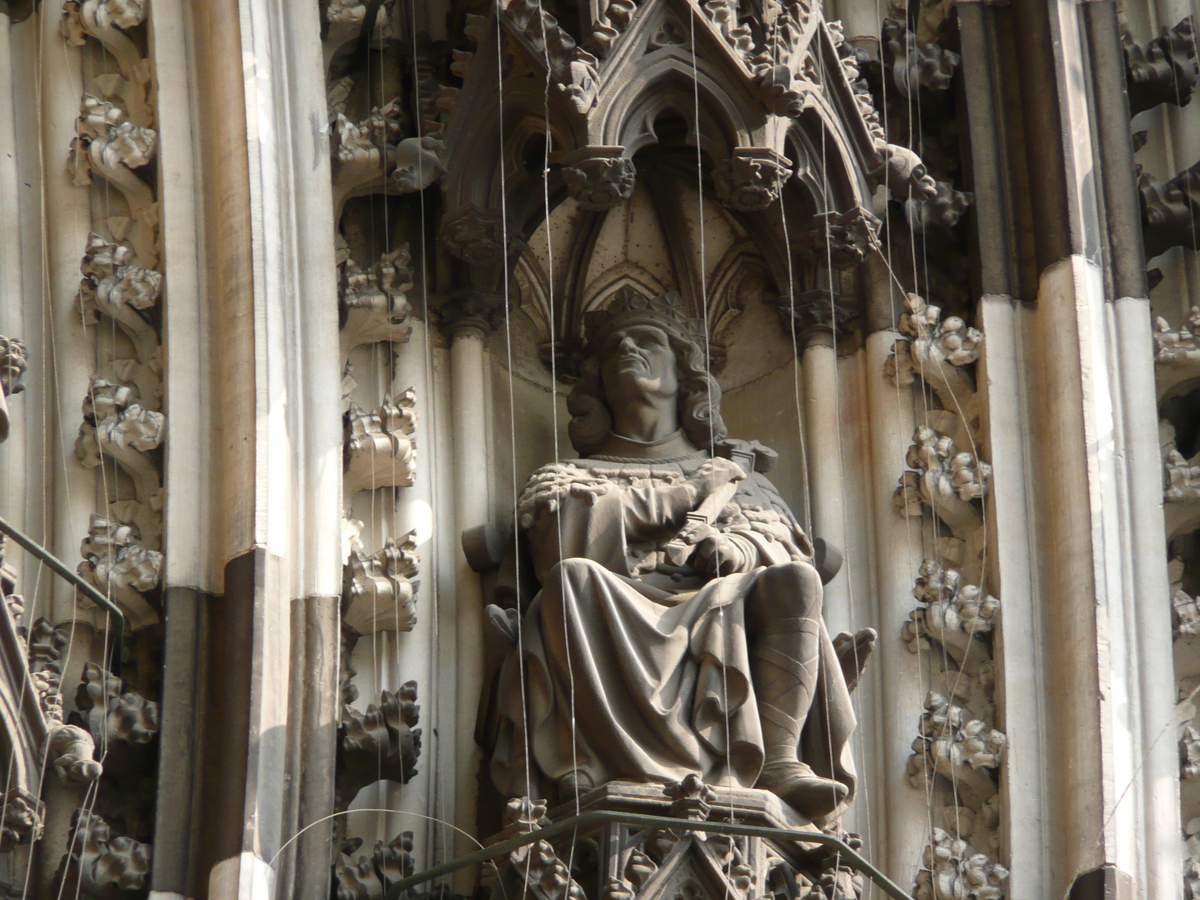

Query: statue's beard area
602;367;681;445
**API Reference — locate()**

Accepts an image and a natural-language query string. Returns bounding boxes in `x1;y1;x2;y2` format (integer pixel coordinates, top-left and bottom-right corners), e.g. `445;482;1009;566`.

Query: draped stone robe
488;451;857;815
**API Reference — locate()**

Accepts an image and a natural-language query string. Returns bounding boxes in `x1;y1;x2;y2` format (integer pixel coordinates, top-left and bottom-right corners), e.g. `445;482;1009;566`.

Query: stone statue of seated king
484;290;873;824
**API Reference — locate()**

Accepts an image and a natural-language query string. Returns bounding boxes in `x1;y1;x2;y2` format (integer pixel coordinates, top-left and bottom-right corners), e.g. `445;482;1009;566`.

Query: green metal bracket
0;514;125;676
384;809;916;900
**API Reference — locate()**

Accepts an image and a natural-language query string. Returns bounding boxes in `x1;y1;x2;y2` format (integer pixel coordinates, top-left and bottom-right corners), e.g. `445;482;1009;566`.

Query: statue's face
599;324;679;405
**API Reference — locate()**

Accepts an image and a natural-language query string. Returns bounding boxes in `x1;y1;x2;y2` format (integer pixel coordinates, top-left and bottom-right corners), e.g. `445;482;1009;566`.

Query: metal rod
0;513;125;675
385;809;916;900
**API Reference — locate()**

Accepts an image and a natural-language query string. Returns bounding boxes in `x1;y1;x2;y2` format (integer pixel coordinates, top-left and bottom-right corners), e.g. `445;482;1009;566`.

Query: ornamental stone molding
0;789;43;852
561;147;637;211
903;559;998;672
907;691;1006;809
343;390;418;500
713;148;793;212
48;724;102;785
55;809;152;898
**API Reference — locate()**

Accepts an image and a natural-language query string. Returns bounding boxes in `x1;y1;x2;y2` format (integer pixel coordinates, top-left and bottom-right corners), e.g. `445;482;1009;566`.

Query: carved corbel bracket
343;531;420;635
913;828;1009;900
340;245;414;355
62;0;154;129
560;147;636;211
344;389;418;500
1122;15;1197;117
77;513;161;630
713;148;793;212
902;559;998;675
55;809;152;898
336;681;421;809
769;289;860;343
75;662;160;748
799;207;881;271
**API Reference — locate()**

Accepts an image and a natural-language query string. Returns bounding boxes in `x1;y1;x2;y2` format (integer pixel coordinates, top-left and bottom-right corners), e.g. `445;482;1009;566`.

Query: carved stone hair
566;327;727;457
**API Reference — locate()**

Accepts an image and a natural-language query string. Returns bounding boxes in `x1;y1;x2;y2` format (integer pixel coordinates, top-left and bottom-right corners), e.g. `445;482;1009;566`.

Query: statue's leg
746;562;848;818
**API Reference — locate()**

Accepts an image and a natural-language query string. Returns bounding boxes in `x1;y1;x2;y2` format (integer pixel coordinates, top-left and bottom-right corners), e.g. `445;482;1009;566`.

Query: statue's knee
759;561;823;616
546;557;600;590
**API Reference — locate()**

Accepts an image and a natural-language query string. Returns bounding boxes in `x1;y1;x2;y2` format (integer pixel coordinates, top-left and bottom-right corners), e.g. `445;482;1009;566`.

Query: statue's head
567;290;727;456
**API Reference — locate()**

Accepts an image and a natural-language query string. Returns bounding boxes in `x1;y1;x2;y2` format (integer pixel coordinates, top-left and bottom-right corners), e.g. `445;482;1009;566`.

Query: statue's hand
690;532;753;578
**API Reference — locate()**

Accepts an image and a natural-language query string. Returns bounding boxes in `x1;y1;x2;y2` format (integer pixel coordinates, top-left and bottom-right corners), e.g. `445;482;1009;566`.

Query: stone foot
755;760;847;818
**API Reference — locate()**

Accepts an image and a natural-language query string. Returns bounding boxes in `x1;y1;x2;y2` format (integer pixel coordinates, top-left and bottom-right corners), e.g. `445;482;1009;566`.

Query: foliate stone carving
77;514;162;629
713;149;793;212
895;426;991;541
342;531;419;635
700;0;756;61
587;0;637;57
1175;589;1200;639
561;148;636;211
906;181;973;233
501;0;600;113
1166;443;1200;503
333;831;415;900
913;829;1008;900
0;788;43;851
1138;160;1200;259
62;0;154;131
55;809;152;897
76;661;160;746
800;208;881;270
1188;857;1200;900
440;204;516;265
903;560;998;670
907;692;1005;807
48;724;102;785
340;245;414;353
882;19;960;98
343;390;417;499
335;100;403;170
769;291;859;339
887;293;983;429
1183;725;1200;780
337;682;421;809
79;233;162;323
29;617;69;722
1122;15;1197;116
830;22;886;148
0;336;27;397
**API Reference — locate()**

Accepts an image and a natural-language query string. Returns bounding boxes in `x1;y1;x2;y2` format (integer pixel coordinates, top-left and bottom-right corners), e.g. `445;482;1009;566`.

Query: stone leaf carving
908;692;1005;808
78;233;163;384
880;144;938;200
769;290;859;340
0;788;43;851
561;148;636;211
1166;441;1200;504
333;830;415;900
1139;160;1200;259
700;0;757;62
48;723;103;785
882;19;960;98
76;661;160;746
62;1;154;130
337;681;421;809
903;560;998;673
800;208;881;270
70;94;157;192
343;531;420;635
0;336;27;397
913;829;1008;900
1122;15;1197;116
895;425;990;539
29;617;69;722
55;809;152;897
340;245;414;353
1184;725;1200;780
77;513;162;629
500;838;587;900
343;389;417;500
713;149;793;212
830;22;886;148
440;204;517;265
502;0;600;113
887;292;983;430
906;181;974;233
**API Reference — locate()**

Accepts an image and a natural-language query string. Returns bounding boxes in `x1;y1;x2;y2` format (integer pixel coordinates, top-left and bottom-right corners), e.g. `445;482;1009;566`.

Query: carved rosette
713;149;792;213
561;147;636;211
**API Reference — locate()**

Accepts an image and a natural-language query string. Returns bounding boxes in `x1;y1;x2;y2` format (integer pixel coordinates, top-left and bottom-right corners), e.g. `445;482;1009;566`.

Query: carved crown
583;288;706;355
